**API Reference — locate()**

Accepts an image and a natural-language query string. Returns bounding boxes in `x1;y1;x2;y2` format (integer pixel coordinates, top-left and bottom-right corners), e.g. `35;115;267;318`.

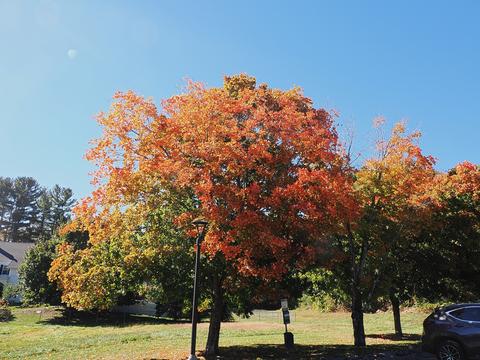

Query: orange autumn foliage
435;161;480;201
60;75;358;281
355;122;437;224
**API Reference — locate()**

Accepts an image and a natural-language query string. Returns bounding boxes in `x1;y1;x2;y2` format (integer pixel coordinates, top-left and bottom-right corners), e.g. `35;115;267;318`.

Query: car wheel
436;340;465;360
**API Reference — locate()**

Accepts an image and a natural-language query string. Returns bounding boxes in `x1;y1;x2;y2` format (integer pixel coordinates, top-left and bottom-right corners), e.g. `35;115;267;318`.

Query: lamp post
188;218;208;360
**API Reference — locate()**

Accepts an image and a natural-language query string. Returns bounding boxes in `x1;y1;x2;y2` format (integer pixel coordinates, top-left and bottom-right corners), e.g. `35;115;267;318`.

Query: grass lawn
0;307;428;360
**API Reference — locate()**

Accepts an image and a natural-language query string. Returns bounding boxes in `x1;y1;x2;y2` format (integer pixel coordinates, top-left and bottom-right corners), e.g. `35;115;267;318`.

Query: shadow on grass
0;306;15;322
0;314;15;322
366;333;421;341
198;343;422;360
40;308;189;327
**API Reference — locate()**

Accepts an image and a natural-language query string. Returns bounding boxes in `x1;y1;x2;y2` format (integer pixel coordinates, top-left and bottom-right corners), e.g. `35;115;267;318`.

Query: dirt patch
14;306;62;318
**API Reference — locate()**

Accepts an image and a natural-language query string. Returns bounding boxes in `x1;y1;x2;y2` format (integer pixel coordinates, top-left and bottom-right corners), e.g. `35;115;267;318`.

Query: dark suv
422;303;480;359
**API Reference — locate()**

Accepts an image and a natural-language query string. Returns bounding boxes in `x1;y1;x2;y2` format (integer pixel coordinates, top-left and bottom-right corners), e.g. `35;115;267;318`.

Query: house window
0;265;9;275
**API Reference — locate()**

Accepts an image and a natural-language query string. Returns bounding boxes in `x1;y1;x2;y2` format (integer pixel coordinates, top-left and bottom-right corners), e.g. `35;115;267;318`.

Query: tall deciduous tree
55;74;357;356
340;120;435;345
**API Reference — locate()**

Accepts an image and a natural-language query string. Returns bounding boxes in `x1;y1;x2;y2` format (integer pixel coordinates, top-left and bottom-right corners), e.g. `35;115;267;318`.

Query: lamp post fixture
188;218;208;360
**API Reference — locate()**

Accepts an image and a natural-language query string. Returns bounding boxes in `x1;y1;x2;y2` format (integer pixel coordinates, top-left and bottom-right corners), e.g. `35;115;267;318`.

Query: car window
450;307;480;321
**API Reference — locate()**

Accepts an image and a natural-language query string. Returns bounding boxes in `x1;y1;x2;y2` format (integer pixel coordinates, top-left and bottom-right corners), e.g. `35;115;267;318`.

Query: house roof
0;242;35;269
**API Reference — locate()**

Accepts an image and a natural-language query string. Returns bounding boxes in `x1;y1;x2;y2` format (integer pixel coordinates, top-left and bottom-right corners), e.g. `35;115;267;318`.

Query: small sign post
280;298;294;349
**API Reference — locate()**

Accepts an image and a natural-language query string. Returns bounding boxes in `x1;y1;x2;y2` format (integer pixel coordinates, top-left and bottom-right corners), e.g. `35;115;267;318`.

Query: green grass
0;307;427;360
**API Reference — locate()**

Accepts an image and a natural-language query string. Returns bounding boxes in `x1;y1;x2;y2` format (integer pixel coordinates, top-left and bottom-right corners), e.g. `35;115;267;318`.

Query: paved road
326;350;436;359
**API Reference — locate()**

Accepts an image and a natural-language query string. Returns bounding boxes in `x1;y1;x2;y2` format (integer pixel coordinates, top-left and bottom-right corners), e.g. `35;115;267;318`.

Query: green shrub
0;305;13;322
406;297;447;313
2;283;22;304
297;269;350;312
19;237;62;305
299;294;344;312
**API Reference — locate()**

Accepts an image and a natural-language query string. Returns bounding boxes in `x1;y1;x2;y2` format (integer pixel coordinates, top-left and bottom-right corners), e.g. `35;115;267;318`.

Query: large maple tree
51;74;357;356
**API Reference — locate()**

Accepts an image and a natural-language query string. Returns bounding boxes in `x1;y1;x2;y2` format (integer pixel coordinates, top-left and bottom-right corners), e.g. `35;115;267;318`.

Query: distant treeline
0;177;74;243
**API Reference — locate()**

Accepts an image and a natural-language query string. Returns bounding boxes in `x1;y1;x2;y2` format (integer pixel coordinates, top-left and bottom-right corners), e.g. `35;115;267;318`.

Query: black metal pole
188;233;202;360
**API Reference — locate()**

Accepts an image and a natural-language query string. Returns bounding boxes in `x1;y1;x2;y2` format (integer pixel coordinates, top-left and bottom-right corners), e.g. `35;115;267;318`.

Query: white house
0;241;34;295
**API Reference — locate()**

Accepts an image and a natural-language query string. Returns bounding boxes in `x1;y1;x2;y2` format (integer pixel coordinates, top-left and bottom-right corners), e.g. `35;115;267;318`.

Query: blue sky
1;0;479;199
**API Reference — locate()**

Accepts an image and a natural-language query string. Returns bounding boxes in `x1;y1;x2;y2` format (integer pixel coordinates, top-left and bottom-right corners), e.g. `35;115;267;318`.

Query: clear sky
1;0;479;200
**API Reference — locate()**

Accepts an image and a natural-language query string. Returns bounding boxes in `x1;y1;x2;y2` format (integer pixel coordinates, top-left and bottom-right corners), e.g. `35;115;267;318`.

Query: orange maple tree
341;120;437;345
66;75;356;275
51;74;358;355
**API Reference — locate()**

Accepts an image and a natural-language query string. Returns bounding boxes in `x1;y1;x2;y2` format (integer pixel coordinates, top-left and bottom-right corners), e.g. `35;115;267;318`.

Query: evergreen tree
0;177;75;242
49;185;75;232
10;177;42;242
0;178;14;241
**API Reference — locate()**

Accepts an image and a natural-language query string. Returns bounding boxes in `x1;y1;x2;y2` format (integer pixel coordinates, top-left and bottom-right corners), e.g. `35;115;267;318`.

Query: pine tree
0;177;75;242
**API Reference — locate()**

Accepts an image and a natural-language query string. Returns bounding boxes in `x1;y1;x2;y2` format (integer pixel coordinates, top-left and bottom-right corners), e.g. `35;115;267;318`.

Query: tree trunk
205;277;224;357
351;286;366;346
390;290;403;337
